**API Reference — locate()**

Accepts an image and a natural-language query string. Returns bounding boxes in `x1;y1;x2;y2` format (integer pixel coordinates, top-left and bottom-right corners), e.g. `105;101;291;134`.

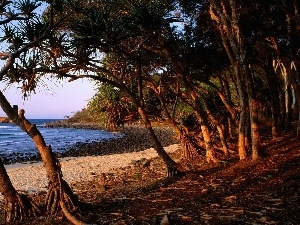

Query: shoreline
3;144;180;196
1;124;180;198
1;124;179;165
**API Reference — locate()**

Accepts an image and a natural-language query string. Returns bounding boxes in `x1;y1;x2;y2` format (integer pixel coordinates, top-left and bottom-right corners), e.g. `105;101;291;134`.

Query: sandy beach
1;125;180;200
3;144;180;196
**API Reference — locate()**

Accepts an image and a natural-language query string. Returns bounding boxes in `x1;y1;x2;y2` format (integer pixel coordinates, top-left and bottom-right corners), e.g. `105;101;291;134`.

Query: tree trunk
209;0;261;160
154;89;200;159
136;63;181;177
234;62;247;160
137;107;182;177
0;91;79;219
193;104;219;163
265;60;280;138
249;98;260;160
202;98;230;157
0;160;40;223
238;102;247;159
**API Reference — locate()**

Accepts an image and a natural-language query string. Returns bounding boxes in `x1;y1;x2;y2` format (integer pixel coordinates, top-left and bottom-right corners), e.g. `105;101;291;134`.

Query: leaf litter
1;132;299;225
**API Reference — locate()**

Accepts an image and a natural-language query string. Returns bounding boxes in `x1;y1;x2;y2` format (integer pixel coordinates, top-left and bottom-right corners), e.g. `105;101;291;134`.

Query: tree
208;0;261;160
0;1;82;223
88;82;138;130
41;0;184;176
0;156;40;222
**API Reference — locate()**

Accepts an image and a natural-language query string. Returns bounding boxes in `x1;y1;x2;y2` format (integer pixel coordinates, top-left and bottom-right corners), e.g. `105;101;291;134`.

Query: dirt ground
1;131;300;225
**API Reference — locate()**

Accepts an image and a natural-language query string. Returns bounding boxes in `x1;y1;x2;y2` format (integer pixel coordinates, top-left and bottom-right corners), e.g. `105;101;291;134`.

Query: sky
0;3;99;119
0;78;97;119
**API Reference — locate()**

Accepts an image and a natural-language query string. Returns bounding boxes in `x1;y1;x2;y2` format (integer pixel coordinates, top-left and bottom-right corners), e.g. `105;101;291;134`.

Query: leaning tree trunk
152;85;200;159
191;99;219;163
0;91;83;224
194;109;219;164
202;97;230;157
0;160;40;223
137;106;183;177
136;61;182;177
162;107;200;159
183;78;219;163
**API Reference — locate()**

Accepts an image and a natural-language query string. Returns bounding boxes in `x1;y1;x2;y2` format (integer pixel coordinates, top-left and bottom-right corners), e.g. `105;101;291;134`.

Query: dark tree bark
148;81;200;159
264;59;281;138
202;97;230;157
0;160;40;223
136;63;182;177
137;106;182;177
182;78;219;163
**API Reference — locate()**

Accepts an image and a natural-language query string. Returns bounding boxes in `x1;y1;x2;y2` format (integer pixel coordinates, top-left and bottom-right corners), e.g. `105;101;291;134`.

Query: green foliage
68;108;95;124
87;83;137;129
88;83;122;115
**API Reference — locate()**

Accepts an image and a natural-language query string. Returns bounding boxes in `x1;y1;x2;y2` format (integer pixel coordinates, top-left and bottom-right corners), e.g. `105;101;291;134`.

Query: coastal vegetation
0;0;299;224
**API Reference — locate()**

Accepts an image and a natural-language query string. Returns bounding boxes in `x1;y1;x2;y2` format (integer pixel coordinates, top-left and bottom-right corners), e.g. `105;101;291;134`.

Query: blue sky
0;78;97;119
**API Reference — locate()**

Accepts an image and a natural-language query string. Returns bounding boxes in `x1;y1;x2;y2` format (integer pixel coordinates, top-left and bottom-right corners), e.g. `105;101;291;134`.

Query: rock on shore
58;124;180;158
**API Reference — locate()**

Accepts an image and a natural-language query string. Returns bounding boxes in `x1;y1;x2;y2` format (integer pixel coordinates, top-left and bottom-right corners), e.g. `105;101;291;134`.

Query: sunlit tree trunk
202;98;229;157
233;62;247;159
244;64;260;160
181;75;219;163
209;0;261;160
0;91;80;221
191;95;219;163
148;81;200;159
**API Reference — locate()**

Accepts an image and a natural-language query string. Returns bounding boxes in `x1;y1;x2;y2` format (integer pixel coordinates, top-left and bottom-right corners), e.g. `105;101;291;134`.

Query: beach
4;144;180;195
1;125;180;198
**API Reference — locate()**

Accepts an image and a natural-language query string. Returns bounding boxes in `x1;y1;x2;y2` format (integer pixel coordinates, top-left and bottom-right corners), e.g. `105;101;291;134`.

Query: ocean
0;119;120;161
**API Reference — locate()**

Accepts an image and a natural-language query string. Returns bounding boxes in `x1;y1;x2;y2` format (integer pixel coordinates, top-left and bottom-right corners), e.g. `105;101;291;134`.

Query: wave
0;125;14;128
0;124;119;161
0;133;15;136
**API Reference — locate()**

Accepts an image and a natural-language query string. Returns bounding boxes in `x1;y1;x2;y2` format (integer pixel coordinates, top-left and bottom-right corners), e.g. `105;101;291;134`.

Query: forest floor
3;130;300;225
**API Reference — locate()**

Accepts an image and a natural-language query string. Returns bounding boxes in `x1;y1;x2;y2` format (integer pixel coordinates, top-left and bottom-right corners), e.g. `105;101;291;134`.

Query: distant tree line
0;0;299;224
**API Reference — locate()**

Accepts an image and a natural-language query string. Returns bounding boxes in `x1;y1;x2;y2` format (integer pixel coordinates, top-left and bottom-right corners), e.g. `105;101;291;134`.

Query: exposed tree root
182;138;199;159
206;149;220;164
166;163;186;178
60;201;87;225
45;172;89;225
181;132;206;159
214;146;231;158
46;178;78;214
4;193;41;223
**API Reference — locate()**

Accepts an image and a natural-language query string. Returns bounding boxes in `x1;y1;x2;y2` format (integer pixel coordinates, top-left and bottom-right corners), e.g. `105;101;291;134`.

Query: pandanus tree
208;0;262;160
37;0;186;175
0;1;82;223
137;14;231;162
52;0;232;164
264;0;300;132
48;0;300;166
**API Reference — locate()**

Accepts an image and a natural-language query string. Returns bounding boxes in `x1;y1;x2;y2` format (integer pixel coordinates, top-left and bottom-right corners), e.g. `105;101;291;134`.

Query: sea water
0;119;119;161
